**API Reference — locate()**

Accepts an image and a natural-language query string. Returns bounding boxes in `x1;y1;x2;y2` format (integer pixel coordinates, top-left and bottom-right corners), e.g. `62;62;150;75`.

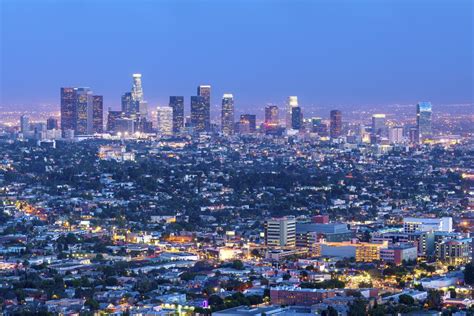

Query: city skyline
0;1;473;314
1;0;472;110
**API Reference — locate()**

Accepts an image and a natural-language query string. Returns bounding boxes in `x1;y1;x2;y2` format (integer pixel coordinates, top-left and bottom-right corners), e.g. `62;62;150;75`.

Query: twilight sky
0;0;473;113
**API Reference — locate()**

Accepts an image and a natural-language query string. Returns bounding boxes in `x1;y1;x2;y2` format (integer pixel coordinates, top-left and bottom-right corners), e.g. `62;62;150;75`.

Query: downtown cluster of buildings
16;74;434;149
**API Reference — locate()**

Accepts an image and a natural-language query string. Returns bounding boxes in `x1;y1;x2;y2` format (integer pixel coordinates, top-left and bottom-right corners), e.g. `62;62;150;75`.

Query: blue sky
1;0;472;113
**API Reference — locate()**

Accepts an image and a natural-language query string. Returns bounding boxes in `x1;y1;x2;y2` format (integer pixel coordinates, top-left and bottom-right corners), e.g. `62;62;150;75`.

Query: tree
85;298;99;310
348;298;367;316
326;306;338;316
426;290;441;309
398;294;415;305
231;260;244;270
464;263;474;285
208;294;224;306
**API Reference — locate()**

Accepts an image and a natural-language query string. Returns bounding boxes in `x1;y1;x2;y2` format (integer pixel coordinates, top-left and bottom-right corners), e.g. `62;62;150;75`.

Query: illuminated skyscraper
221;94;234;135
131;74;144;102
416;102;432;142
60;87;76;133
197;85;211;106
107;109;123;132
169;96;184;132
156;106;173;135
92;95;103;133
191;85;211;133
191;96;209;132
330;110;342;138
286;96;298;128
265;105;279;125
74;87;93;135
121;92;137;115
128;74;148;117
240;114;256;133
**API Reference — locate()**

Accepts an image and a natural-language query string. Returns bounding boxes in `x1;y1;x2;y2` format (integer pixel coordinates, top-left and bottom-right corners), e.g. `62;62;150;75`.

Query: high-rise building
20;115;30;134
191;96;209;132
416;102;432;142
329;110;342;138
286;96;298;128
409;127;419;144
372;114;387;137
265;105;279;125
197;85;211;106
46;117;58;130
156;106;173;135
264;216;296;247
92;95;103;133
291;106;303;130
107;110;124;132
190;85;211;133
115;117;135;134
388;126;404;144
131;74;144;102
121;92;138;115
311;117;328;136
169;96;184;132
60;87;76;133
74;87;93;135
240;114;256;133
221;94;234;136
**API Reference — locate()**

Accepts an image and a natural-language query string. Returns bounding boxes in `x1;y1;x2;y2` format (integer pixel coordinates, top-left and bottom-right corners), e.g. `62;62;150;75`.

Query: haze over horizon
1;0;473;112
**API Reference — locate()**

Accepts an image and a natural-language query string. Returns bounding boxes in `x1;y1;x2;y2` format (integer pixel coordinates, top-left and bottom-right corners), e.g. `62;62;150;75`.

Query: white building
388;126;404;144
286;96;298;129
264;216;296;247
403;217;453;233
156;106;173;135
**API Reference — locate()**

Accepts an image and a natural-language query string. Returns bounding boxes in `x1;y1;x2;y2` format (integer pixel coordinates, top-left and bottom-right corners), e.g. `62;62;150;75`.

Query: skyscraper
107;109;123;132
286;96;298;128
46;117;58;130
74;87;93;135
190;85;211;133
20;115;30;134
330;110;342;138
240;114;256;134
265;105;279;125
388;126;404;144
60;87;76;133
372;114;387;137
311;117;328;136
291;106;303;130
417;102;432;142
92;95;103;133
131;74;144;102
221;94;234;136
191;95;209;133
128;74;148;117
197;85;211;106
156;106;173;135
169;96;184;133
121;92;137;115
